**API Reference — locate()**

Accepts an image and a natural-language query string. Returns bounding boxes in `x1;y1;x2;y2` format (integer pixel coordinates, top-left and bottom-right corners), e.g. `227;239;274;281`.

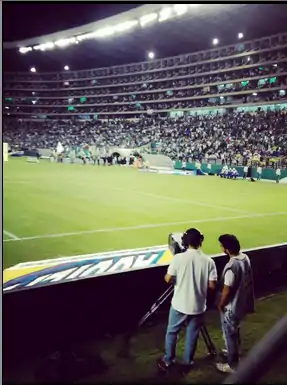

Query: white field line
112;187;252;215
3;211;287;243
3;230;21;240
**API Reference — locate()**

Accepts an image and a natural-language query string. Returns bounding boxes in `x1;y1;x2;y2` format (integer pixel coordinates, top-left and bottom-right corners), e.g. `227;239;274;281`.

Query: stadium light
114;20;138;33
30;67;36;72
19;47;32;54
174;4;188;16
252;92;258;96
140;13;158;27
158;7;173;22
238;32;244;39
247;56;251;61
273;64;277;67
212;38;219;46
64;65;69;71
55;37;77;47
148;51;155;59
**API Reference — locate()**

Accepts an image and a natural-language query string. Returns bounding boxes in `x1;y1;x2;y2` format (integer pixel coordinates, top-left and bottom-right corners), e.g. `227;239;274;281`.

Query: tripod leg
200;325;217;356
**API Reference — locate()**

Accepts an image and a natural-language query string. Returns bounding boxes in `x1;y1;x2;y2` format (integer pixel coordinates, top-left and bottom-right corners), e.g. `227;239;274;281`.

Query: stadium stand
3;32;287;168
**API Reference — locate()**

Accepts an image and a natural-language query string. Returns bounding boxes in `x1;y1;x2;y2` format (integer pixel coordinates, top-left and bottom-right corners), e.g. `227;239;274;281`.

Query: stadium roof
4;3;287;72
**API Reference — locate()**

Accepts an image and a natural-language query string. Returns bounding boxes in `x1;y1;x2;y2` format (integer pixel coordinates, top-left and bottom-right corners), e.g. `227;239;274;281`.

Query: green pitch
3;158;287;269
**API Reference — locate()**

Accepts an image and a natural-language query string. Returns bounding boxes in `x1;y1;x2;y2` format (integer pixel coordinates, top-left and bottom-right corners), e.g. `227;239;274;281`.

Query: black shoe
157;357;172;372
180;361;194;376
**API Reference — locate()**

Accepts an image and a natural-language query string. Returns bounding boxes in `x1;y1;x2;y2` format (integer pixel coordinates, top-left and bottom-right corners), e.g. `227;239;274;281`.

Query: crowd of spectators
4;51;286;92
4;109;287;168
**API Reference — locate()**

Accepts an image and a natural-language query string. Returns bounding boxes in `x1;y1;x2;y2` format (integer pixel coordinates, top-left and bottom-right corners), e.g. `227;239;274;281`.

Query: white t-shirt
276;169;281;176
182;161;186;168
257;167;262;174
244;166;248;173
167;249;217;315
207;163;211;170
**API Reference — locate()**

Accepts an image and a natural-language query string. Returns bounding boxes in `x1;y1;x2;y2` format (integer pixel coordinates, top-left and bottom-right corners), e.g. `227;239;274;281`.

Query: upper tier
5;32;287;82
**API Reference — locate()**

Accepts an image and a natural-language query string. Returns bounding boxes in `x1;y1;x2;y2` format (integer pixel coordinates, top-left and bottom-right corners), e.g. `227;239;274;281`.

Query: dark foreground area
4;290;287;384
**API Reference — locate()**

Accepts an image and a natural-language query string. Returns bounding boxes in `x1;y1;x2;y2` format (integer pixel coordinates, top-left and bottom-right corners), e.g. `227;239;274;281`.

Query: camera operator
157;228;217;373
216;234;255;374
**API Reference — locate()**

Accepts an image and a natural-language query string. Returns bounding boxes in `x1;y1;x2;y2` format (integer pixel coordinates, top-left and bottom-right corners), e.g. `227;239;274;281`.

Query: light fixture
252;92;257;96
140;13;157;27
158;7;173;22
238;32;244;39
148;51;155;59
30;67;36;72
64;65;69;71
174;4;188;16
247;56;251;61
212;38;219;46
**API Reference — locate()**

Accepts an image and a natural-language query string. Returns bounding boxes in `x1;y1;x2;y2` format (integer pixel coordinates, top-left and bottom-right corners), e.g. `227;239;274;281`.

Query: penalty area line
3;230;21;240
2;211;287;243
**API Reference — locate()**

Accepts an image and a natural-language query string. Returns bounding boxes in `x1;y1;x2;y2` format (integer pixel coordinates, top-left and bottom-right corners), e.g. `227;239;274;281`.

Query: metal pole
223;314;287;384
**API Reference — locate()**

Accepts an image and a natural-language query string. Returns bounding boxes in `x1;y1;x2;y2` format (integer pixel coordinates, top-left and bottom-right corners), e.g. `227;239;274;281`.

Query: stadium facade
3;32;287;119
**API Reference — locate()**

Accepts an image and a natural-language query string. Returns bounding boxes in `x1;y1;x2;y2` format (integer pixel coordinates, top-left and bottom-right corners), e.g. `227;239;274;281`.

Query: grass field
3;158;287;269
4;291;287;383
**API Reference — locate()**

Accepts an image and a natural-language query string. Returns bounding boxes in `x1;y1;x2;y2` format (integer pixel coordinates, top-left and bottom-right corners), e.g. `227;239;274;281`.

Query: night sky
3;3;141;42
3;3;287;72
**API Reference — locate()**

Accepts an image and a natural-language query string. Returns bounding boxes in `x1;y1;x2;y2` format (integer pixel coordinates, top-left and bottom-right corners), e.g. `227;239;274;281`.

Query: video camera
168;228;205;255
168;233;186;255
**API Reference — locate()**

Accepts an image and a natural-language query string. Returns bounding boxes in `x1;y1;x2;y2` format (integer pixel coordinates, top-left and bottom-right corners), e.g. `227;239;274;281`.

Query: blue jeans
164;306;204;365
221;309;241;368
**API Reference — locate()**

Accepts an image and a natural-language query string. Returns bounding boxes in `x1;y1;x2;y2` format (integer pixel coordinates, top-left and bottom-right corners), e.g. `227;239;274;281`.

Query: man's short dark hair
218;234;241;255
183;228;204;249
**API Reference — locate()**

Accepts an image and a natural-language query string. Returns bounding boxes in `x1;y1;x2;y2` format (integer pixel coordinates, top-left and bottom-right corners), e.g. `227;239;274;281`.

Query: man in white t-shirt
207;163;212;174
276;168;281;183
157;228;217;372
182;160;187;171
243;165;248;180
257;166;262;180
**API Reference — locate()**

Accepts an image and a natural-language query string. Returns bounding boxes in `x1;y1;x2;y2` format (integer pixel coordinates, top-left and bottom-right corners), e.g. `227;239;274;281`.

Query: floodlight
212;38;219;45
30;67;36;73
174;4;188;16
140;13;157;27
238;32;244;39
252;92;257;96
158;7;173;22
64;65;69;71
19;47;32;54
148;51;155;59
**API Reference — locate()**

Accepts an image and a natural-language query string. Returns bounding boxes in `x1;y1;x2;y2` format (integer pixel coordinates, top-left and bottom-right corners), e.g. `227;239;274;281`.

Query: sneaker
180;361;195;375
157;357;172;372
216;362;235;374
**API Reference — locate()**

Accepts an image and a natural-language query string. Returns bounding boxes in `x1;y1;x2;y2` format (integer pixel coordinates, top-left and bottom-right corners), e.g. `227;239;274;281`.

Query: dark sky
3;3;141;42
3;3;287;72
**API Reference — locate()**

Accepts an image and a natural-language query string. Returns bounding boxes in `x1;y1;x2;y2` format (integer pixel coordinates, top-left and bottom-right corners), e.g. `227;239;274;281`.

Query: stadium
3;3;287;384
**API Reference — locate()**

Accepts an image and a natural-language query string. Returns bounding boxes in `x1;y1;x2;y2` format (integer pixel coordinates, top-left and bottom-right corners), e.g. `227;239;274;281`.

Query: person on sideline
257;165;262;180
216;234;255;374
275;167;281;183
157;229;217;373
243;165;248;179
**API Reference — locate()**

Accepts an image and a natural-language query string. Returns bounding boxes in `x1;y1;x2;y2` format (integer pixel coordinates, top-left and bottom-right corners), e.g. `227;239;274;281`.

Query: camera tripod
138;285;217;357
118;285;217;358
